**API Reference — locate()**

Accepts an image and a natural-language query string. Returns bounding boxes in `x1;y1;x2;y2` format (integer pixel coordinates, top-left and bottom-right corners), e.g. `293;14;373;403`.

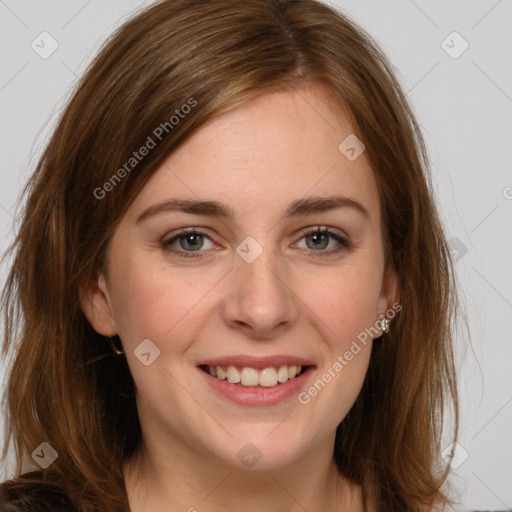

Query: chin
206;426;312;471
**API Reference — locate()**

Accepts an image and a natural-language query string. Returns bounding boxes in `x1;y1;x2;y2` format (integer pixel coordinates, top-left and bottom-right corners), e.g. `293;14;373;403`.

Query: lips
197;355;316;369
197;362;316;406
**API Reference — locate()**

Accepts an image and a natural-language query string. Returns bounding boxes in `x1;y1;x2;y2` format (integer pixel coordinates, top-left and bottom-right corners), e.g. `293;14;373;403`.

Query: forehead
127;83;380;224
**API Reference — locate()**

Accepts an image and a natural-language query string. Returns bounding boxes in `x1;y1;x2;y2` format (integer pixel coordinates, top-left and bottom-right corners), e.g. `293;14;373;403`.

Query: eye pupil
307;232;328;250
180;233;203;251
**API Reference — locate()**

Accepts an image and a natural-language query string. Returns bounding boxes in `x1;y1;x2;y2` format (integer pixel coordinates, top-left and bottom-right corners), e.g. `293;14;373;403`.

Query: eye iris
180;233;203;251
307;232;328;250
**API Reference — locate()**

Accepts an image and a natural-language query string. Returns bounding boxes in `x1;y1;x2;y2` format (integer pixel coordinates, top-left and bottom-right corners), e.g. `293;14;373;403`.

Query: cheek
108;263;214;400
108;255;219;350
299;269;378;421
302;265;383;346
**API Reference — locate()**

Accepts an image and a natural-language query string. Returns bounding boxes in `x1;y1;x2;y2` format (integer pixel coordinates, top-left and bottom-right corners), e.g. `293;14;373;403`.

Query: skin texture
81;83;398;511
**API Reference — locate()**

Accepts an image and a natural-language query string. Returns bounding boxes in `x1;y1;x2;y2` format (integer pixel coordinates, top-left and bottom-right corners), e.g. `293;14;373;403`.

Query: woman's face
83;83;397;470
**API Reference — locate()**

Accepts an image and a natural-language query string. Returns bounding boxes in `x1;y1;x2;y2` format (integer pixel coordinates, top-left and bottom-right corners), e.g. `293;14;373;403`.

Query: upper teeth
209;365;302;387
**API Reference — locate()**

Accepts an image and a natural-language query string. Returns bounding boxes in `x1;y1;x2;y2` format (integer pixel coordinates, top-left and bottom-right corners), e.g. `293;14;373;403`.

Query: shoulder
0;471;76;512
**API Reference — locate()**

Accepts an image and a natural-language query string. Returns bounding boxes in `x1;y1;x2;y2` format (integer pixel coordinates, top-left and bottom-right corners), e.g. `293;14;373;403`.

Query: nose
222;244;299;339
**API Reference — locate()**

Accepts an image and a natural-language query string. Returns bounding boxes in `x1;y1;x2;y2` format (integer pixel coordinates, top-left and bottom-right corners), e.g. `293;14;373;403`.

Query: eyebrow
135;194;369;224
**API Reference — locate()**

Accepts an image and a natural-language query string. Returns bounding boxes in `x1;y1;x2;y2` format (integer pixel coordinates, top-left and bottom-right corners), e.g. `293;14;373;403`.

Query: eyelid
161;227;219;251
298;225;348;239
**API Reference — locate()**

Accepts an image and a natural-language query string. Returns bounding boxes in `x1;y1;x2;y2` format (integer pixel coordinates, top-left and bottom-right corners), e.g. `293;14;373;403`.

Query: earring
108;336;124;355
379;317;390;334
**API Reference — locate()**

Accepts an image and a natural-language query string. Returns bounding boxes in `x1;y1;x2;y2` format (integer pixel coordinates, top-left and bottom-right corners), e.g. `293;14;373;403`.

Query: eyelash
161;226;351;260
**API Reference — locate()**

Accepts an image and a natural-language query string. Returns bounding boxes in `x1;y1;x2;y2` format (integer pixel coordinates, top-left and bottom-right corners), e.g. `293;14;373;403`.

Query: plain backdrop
0;1;511;510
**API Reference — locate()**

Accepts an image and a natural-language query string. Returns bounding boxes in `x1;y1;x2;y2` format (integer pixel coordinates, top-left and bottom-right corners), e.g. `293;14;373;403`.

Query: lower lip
197;366;316;406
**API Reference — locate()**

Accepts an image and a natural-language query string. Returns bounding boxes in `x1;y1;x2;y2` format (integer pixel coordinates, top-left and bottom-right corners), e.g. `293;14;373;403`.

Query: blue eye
162;229;216;258
161;226;351;259
297;227;351;256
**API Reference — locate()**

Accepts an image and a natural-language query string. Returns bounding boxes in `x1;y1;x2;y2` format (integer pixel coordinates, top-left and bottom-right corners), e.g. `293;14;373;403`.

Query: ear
79;273;117;336
377;265;400;319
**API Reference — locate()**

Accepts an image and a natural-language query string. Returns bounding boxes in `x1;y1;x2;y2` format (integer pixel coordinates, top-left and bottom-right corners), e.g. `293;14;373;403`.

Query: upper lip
197;355;316;369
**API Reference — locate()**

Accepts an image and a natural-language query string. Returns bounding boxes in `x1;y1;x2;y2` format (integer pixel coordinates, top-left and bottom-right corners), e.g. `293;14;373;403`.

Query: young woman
0;0;459;510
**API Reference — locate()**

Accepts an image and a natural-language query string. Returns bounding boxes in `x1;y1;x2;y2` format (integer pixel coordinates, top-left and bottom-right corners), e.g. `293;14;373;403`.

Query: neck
123;435;357;511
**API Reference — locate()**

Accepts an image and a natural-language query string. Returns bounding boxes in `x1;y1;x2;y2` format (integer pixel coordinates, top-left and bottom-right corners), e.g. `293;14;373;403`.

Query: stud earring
108;336;124;355
379;317;390;334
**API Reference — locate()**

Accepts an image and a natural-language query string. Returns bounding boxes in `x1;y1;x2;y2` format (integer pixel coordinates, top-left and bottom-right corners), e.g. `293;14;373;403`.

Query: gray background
0;1;511;510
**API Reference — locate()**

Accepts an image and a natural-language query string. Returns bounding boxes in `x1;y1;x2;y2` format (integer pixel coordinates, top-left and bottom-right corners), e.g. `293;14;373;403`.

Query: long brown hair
1;0;459;510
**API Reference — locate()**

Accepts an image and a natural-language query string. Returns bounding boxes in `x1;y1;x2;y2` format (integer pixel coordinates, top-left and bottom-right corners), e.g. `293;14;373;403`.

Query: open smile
196;356;316;406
